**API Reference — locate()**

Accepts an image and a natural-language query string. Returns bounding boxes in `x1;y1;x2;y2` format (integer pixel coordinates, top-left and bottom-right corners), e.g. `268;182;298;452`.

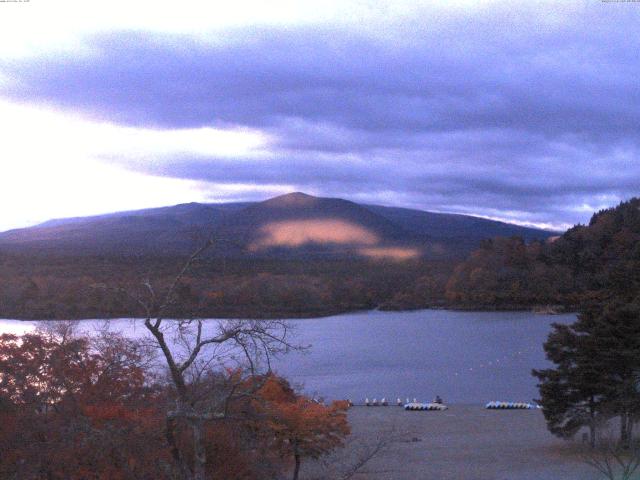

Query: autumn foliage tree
0;327;351;480
256;375;351;480
0;324;165;479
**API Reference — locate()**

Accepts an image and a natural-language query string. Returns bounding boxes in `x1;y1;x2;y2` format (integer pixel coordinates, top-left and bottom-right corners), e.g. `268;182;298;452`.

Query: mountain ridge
0;192;558;258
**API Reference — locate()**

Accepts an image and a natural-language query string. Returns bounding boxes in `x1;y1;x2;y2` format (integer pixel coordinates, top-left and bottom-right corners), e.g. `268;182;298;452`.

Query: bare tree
121;240;299;480
303;426;400;480
582;428;640;480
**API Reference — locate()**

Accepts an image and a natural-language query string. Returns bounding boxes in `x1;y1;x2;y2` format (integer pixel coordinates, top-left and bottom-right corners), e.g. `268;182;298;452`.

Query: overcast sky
0;0;637;232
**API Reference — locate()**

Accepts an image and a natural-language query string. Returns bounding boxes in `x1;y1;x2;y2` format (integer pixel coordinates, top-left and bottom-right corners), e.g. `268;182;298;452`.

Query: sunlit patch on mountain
358;246;421;260
250;219;379;251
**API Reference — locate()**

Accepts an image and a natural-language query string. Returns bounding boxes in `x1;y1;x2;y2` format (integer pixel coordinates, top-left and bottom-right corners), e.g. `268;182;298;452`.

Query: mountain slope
0;203;237;255
0;192;557;258
212;192;430;259
365;205;555;242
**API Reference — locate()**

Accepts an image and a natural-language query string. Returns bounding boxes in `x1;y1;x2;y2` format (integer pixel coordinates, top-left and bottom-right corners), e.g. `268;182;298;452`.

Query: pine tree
534;300;640;448
533;322;610;447
577;301;640;448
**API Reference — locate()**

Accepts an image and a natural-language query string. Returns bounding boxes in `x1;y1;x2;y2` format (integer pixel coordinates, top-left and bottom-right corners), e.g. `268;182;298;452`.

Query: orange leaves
0;332;350;479
0;329;166;479
81;403;160;430
255;374;351;460
257;374;297;403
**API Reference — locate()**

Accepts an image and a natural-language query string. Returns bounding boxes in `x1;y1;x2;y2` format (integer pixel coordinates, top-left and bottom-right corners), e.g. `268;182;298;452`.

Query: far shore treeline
1;196;639;320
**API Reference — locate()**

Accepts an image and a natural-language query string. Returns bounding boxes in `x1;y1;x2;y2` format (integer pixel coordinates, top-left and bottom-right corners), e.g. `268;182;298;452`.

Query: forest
445;198;640;310
0;255;452;320
2;198;640;319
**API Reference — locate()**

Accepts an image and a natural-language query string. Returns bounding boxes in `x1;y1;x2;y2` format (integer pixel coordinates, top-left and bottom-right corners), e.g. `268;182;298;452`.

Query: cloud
1;1;639;229
0;100;268;231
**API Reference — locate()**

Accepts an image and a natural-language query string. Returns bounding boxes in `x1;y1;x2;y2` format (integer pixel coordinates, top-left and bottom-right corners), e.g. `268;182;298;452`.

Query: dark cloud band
2;3;638;229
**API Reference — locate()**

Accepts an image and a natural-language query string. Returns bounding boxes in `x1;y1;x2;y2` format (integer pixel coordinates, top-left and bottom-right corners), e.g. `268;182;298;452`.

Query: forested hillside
446;198;640;309
3;197;639;319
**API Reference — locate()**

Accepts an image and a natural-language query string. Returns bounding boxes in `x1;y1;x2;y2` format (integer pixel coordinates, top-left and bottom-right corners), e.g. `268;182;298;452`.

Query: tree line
529;199;640;477
446;197;640;309
0;255;451;320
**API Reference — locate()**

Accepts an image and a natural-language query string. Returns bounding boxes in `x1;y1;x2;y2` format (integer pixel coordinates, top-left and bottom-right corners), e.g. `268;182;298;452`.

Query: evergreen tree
577;301;640;448
534;300;640;448
533;321;610;447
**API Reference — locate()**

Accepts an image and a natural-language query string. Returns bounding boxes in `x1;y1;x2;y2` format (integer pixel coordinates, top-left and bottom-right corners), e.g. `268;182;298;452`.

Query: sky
0;0;638;232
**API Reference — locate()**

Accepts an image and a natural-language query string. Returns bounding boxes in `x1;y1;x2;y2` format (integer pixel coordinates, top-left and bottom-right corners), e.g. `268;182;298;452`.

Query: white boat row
351;398;539;411
362;397;442;407
404;402;449;411
358;397;449;410
485;401;539;409
363;397;392;406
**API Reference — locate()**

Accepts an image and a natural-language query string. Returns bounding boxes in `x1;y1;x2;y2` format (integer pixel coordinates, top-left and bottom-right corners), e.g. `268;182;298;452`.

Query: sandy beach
302;405;602;480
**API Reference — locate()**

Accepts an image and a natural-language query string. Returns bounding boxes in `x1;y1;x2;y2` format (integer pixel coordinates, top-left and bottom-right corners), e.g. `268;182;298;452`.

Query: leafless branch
582;430;640;480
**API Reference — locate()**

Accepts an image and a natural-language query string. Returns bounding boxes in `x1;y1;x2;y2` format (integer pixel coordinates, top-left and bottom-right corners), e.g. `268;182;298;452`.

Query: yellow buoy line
451;344;538;377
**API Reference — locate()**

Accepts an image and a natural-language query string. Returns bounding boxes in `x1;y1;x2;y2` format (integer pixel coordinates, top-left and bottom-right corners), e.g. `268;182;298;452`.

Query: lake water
0;309;575;405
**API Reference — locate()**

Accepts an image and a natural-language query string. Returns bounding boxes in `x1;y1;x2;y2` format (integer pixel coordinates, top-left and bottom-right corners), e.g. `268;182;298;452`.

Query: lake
0;309;575;404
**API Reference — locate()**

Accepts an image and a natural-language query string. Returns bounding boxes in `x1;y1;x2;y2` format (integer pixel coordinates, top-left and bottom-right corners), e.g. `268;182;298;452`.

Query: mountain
0;192;562;320
0;192;557;258
211;192;433;259
364;205;552;242
0;202;248;256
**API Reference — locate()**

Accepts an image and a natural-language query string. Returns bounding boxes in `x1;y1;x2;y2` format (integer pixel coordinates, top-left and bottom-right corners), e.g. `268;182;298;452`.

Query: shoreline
302;405;599;480
2;305;577;322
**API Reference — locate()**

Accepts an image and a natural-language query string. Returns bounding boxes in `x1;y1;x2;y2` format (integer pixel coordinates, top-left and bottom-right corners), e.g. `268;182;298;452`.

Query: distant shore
4;303;575;322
